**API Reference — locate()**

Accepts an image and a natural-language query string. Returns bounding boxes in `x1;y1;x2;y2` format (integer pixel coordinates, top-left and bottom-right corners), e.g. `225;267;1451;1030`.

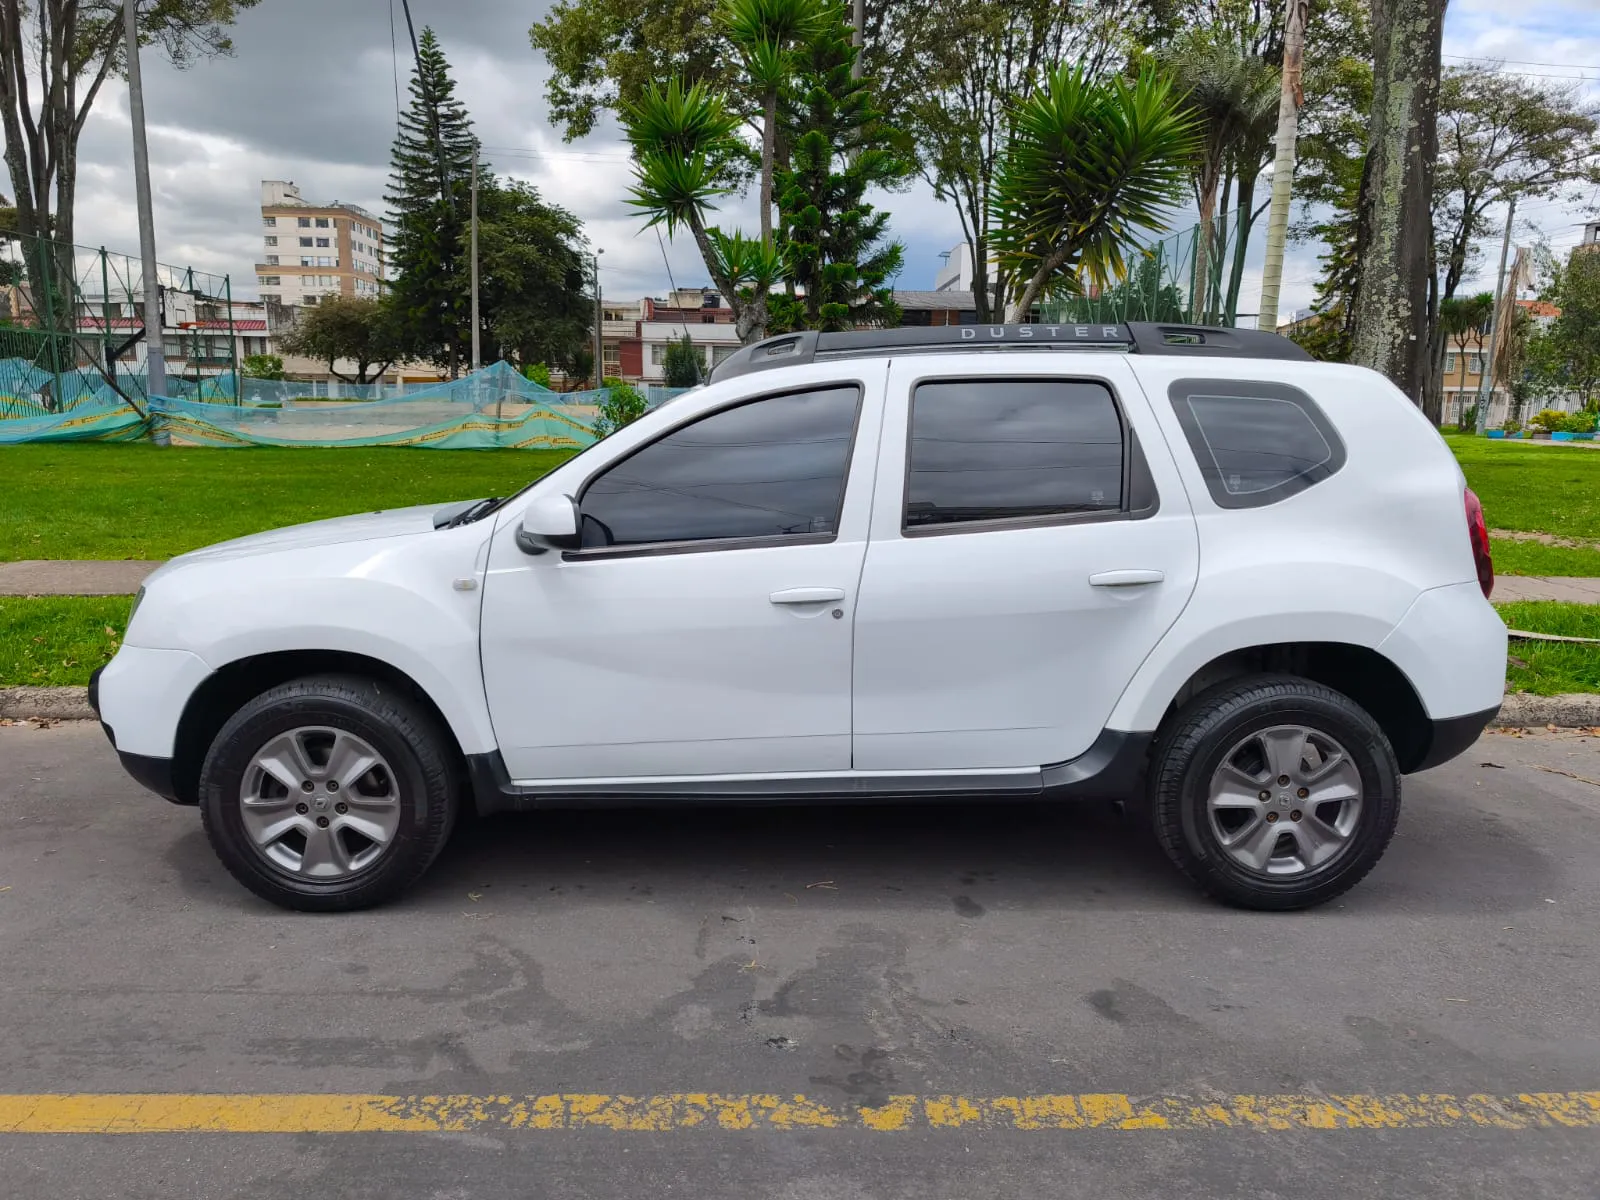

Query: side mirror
516;493;581;555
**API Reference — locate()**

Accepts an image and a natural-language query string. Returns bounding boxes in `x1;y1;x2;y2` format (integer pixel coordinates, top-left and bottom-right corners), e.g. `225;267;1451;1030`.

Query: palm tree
1159;29;1278;323
1439;291;1494;419
990;64;1198;323
717;0;826;243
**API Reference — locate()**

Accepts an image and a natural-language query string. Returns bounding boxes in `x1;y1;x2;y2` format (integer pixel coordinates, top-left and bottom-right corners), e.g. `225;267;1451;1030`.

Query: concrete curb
0;687;97;722
3;686;1600;731
1493;692;1600;728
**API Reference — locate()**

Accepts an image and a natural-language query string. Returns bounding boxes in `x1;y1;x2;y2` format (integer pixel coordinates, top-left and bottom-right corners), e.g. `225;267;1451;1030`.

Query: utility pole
1256;0;1308;332
593;249;604;389
1473;197;1517;435
469;144;480;371
851;0;864;80
124;0;165;405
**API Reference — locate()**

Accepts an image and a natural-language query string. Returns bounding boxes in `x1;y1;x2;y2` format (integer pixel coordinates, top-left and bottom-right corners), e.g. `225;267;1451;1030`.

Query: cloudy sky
62;0;1600;316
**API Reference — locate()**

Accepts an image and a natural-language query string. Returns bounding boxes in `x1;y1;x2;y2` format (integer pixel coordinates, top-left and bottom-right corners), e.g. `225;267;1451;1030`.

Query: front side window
904;378;1124;530
1168;379;1345;509
577;386;861;551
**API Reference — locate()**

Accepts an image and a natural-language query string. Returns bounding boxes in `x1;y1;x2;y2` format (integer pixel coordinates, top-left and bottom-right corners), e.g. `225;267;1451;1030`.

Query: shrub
241;353;286;381
661;334;703;388
1529;408;1566;432
523;362;553;389
1502;416;1524;434
1456;404;1477;434
1562;411;1597;434
592;376;648;438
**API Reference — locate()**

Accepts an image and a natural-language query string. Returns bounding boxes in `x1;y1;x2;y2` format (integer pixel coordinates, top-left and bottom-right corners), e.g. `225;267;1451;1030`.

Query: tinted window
578;386;860;549
904;379;1123;529
1168;380;1345;508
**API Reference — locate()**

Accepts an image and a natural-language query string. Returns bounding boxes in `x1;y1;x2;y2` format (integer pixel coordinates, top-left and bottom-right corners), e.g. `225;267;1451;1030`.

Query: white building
636;320;742;384
256;180;385;308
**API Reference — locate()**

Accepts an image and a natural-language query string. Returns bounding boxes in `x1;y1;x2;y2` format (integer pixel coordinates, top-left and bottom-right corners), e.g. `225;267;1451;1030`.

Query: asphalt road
1;721;1598;1198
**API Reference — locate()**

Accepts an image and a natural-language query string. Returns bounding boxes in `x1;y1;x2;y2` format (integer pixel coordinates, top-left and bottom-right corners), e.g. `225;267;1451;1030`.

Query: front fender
126;532;496;755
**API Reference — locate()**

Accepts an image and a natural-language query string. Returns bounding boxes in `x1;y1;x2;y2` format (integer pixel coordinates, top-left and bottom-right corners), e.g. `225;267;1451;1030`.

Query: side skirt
467;729;1153;815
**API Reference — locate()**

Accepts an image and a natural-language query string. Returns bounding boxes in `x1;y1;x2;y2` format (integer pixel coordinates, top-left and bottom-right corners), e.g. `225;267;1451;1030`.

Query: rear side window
905;379;1124;530
1168;379;1345;508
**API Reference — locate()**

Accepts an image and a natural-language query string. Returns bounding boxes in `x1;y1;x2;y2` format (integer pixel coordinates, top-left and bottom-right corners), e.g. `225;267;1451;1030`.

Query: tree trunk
1350;0;1446;404
760;90;776;245
687;210;766;344
1192;170;1220;325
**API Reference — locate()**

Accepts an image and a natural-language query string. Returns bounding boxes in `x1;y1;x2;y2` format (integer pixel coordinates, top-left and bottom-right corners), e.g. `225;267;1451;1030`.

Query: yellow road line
0;1091;1597;1134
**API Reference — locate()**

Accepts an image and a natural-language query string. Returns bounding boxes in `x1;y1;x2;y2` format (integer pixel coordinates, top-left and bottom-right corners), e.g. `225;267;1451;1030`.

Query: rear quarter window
1167;379;1345;509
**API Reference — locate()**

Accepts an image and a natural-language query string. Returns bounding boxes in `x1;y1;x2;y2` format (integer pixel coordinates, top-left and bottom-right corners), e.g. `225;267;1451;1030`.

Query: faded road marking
1;1092;1598;1134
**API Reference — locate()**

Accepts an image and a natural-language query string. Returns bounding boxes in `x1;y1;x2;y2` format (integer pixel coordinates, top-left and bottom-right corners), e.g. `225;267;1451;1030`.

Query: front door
851;357;1200;770
481;374;881;781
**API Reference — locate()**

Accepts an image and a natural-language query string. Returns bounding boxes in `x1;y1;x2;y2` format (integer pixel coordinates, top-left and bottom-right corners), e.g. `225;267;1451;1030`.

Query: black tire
1149;674;1400;911
198;674;459;912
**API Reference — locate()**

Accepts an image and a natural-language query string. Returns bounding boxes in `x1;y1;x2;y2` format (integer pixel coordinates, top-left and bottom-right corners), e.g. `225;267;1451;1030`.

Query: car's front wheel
1150;675;1401;910
198;675;459;911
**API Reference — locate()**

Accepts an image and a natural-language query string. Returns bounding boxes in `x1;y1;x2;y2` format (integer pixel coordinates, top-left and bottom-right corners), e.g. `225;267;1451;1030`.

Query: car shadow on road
410;798;1204;915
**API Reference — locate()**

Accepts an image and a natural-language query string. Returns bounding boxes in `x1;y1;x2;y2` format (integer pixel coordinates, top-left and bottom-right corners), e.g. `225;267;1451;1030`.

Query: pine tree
385;27;483;374
769;7;907;332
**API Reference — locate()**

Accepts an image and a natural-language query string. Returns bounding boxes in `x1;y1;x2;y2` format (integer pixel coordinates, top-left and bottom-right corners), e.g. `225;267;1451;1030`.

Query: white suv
91;323;1507;913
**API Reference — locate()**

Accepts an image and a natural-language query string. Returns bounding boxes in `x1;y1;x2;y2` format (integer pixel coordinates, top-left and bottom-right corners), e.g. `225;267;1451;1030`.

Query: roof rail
709;321;1310;382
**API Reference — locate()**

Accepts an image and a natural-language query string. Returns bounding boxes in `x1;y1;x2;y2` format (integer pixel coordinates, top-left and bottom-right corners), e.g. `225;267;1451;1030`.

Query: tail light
1464;487;1494;598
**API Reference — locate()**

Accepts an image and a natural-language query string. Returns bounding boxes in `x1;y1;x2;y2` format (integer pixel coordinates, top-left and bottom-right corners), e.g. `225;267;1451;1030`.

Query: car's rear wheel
198;675;458;911
1150;675;1401;910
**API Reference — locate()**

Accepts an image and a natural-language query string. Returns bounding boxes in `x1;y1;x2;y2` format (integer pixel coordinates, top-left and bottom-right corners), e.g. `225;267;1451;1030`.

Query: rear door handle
1089;569;1166;587
770;587;845;605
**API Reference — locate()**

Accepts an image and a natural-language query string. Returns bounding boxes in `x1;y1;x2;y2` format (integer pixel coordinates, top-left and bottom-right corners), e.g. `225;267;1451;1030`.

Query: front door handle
1089;569;1166;587
770;587;845;605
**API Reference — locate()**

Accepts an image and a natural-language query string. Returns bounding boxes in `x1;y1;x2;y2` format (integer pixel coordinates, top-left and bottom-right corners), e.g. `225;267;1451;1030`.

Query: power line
477;144;632;165
1444;53;1600;71
388;0;401;124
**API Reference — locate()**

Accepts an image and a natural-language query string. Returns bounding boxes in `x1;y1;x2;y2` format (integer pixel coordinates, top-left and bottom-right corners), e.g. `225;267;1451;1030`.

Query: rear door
850;354;1199;770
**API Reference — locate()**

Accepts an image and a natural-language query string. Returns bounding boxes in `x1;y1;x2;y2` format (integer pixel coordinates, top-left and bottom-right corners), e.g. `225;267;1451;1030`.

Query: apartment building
255;180;384;308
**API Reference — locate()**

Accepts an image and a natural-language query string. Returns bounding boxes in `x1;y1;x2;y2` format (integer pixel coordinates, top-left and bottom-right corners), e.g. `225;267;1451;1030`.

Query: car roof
710;322;1312;384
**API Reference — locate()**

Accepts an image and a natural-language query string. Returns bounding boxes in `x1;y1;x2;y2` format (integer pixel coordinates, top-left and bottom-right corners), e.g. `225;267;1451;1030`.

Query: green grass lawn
1495;600;1600;695
1;433;1597;571
0;595;133;686
0;444;576;561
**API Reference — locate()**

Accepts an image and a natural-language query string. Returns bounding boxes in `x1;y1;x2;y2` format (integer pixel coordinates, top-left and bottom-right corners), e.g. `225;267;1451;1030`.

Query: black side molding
1410;705;1501;773
466;729;1154;815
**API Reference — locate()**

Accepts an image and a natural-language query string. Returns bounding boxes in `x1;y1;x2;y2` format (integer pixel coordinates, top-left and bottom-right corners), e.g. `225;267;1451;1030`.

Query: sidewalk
1491;576;1600;605
0;560;163;596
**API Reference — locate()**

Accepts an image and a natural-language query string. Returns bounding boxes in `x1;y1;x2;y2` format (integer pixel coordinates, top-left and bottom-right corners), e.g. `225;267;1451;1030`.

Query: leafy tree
475;179;591;371
523;362;553;388
279;296;400;385
593;376;650;436
890;0;1142;323
661;334;703;386
0;0;258;262
1350;0;1447;402
529;0;917;145
769;6;906;332
1424;65;1600;422
384;27;479;376
990;64;1198;321
241;353;285;381
1528;253;1600;412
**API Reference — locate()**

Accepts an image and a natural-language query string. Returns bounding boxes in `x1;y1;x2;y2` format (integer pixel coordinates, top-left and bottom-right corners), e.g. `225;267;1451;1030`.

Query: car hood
151;502;463;574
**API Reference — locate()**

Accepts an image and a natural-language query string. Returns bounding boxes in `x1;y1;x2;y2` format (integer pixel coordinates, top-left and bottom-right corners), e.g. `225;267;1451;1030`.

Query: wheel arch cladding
168;651;467;806
1152;642;1432;773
